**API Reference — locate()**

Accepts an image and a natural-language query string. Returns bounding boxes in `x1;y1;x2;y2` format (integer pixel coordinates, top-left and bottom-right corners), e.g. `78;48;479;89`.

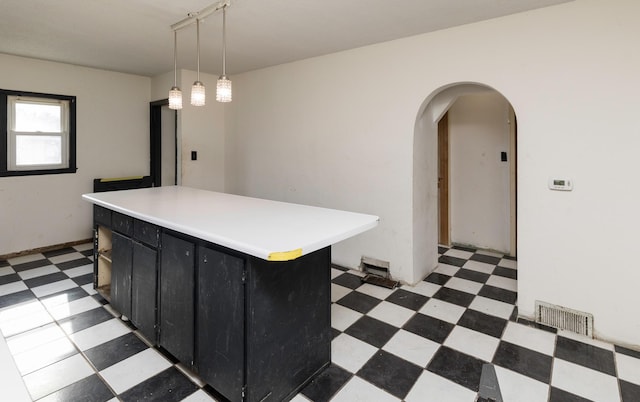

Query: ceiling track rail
171;0;230;32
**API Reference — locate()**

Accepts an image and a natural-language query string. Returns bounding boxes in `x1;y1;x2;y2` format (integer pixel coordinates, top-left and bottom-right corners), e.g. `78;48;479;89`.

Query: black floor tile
0;259;9;267
427;346;485;391
620;379;640;402
438;246;448;255
432;287;475;308
331;327;341;340
58;307;115;335
331;273;363;290
357;350;423;399
470;254;501;265
515;317;558;334
385;289;428;311
555;336;616;376
452;245;476;253
40;286;90;305
424;272;451;286
493;266;517;279
43;247;76;258
502;255;517;261
345;316;399;348
24;272;68;288
616;345;640;359
12;259;50;272
37;374;114;402
0;273;21;285
493;341;552;383
85;332;149;371
336;291;382;314
119;366;199;402
0;289;36;309
478;284;517;304
57;258;93;270
438;255;467;267
458;309;507;338
548;386;592;402
454;268;491;284
403;313;454;344
80;249;95;257
331;264;349;272
71;273;95;286
301;364;352;402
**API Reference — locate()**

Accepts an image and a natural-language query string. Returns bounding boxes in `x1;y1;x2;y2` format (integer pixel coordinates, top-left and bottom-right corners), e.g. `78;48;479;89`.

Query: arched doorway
413;83;517;281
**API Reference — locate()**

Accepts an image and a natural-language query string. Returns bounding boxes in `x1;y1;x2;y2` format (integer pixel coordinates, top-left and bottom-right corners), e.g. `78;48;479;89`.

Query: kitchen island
82;186;378;402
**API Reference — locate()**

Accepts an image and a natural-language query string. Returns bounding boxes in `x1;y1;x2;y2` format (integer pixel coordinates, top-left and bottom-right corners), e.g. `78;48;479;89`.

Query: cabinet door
159;233;194;365
197;246;245;402
111;232;132;318
131;241;157;343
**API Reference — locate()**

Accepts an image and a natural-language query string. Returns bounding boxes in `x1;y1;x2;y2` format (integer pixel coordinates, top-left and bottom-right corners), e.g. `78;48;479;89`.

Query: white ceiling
0;0;571;77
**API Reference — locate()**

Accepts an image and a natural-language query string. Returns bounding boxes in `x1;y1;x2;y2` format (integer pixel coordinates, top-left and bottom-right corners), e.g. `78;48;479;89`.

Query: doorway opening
412;83;517;284
150;100;179;187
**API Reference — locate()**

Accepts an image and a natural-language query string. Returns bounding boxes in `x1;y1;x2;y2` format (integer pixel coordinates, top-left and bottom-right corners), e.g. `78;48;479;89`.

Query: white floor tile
501;321;556;356
498;259;517;269
81;283;97;295
0;281;28;297
47;252;86;264
68;318;131;351
31;279;77;298
382;329;440;367
551;359;620;402
6;323;67;355
181;389;220;402
13;336;77;375
356;283;395;300
331;284;352;303
469;296;514;319
0;299;45;323
486;275;517;292
405;371;476;402
289;394;311;402
46;296;102;320
401;281;440;298
494;366;549;402
419;298;466;324
366;301;414;328
444;325;500;362
331;268;345;279
7;254;46;266
331;304;363;331
462;260;496;274
22;354;93;400
475;250;503;258
63;264;93;278
0;329;31;402
0;309;54;338
17;265;60;280
331;376;400;402
434;263;459;276
444;249;474;259
445;277;483;295
331;333;378;373
73;243;94;252
616;352;640;385
100;348;172;394
0;266;16;277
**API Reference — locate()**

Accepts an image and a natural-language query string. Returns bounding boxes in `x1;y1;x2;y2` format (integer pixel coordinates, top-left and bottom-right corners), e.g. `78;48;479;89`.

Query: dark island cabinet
159;232;195;365
131;241;157;342
110;232;132;319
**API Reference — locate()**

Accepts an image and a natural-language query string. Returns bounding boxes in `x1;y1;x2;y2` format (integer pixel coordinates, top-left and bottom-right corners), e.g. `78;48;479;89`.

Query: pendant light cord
196;18;201;80
222;6;226;77
173;31;178;86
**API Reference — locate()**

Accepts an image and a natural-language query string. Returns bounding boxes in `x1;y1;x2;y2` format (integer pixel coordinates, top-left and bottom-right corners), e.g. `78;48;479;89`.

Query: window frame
0;89;77;177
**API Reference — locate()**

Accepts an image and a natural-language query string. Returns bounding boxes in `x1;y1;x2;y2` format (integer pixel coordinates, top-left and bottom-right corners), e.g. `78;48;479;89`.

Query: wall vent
535;301;593;338
360;256;398;289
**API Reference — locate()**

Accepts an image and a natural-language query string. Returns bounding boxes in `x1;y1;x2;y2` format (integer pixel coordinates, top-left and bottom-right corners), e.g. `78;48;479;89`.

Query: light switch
548;178;573;191
191;151;197;161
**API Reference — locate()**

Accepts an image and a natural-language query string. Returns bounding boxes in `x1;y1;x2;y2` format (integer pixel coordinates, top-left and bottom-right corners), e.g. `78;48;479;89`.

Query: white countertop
82;186;379;261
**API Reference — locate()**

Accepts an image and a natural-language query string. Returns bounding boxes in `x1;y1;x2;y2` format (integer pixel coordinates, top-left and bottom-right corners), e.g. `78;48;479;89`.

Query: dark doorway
150;99;177;187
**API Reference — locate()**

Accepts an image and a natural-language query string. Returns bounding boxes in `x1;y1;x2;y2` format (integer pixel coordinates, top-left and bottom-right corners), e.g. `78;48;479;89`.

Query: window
1;89;76;176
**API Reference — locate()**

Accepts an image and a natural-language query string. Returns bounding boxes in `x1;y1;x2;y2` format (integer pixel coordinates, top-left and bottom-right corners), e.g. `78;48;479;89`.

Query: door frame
438;112;450;246
150;99;177;187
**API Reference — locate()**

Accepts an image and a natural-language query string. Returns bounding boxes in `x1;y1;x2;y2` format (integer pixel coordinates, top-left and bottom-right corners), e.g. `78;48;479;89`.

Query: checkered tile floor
1;244;639;401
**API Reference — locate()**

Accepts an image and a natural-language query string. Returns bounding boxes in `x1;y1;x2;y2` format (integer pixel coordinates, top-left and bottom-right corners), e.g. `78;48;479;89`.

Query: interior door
438;112;450;246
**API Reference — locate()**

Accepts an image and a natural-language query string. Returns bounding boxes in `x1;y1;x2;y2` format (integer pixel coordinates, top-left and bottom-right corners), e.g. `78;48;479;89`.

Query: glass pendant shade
168;86;183;110
191;81;206;106
216;76;232;102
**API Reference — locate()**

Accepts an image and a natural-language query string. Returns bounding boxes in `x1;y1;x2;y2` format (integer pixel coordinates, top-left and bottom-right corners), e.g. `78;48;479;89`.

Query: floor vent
360;257;399;289
535;301;593;338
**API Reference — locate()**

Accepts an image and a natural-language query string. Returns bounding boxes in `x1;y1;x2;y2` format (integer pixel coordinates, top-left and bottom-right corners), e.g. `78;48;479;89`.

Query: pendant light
216;5;232;102
191;18;206;106
168;30;183;110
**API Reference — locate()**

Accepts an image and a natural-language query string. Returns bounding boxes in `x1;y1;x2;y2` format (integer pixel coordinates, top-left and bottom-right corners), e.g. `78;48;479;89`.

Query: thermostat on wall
548;178;573;191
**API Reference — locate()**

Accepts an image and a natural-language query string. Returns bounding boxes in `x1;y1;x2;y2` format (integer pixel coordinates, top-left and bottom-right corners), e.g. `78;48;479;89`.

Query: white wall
448;92;511;253
226;0;640;348
0;53;150;256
